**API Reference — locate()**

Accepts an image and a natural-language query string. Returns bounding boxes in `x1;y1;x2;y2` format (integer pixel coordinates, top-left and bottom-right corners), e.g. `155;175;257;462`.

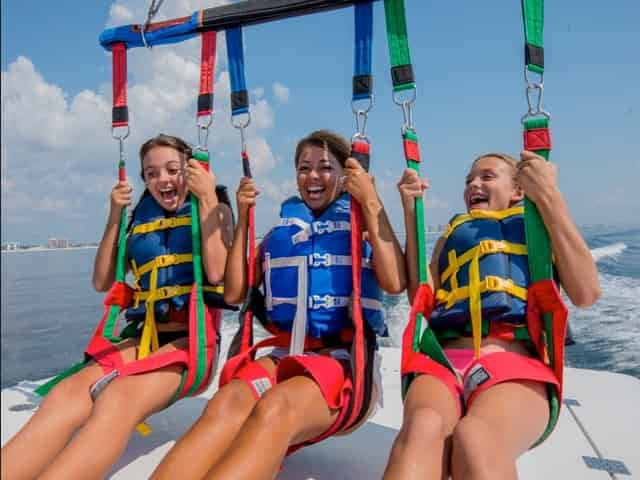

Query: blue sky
2;0;639;245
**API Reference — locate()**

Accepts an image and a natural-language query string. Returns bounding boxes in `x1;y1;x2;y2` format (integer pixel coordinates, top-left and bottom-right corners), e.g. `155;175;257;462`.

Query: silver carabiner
232;112;251;154
521;67;551;123
351;96;373;142
392;86;417;134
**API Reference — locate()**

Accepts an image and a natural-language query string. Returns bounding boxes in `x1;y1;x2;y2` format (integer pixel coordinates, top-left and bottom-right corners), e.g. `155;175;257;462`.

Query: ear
511;184;524;204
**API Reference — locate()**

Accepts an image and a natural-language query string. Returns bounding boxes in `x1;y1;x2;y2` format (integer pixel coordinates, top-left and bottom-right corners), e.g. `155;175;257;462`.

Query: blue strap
353;1;373;101
99;12;199;50
226;27;249;115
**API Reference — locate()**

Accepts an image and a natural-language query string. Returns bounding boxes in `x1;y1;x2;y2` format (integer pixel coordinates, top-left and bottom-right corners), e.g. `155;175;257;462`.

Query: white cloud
273;82;290;104
2;1;281;243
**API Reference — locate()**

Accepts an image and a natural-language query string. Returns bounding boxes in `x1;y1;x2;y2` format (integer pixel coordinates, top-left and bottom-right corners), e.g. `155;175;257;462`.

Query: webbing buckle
309;295;336;309
156;255;176;267
313;221;334;235
309;253;331;267
485;276;502;291
478;240;500;255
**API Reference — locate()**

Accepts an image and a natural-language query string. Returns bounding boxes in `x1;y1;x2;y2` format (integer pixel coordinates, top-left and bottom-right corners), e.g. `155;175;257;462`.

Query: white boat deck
2;347;638;479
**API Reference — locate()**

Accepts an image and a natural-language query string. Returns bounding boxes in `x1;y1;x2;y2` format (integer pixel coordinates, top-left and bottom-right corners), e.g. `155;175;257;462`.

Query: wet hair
126;134;234;232
471;152;518;178
294;129;350;168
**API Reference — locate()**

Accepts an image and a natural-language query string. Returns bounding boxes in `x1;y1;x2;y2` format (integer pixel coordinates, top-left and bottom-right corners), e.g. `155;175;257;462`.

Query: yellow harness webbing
131;216;191;235
437;207;527;358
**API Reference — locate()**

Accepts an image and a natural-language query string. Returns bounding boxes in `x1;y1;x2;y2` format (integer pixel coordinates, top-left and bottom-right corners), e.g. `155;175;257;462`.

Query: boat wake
591;242;627;262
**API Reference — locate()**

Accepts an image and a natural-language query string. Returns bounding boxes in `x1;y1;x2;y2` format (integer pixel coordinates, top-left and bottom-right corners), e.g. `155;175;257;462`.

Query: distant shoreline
1;246;98;254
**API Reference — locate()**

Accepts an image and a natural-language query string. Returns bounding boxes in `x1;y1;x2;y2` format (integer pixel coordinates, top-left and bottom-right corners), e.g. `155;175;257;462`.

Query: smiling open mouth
469;193;488;207
160;188;178;202
307;186;325;200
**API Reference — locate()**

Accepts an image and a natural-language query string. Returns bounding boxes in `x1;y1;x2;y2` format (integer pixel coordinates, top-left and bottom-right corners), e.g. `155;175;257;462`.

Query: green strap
185;149;210;396
523;118;553;282
522;0;544;74
34;361;86;396
383;0;415;92
405;131;427;354
523;118;560;444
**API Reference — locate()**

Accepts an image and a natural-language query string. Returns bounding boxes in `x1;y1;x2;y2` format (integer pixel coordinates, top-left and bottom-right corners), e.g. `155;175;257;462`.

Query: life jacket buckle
309;294;334;309
309;253;331;267
313;221;333;235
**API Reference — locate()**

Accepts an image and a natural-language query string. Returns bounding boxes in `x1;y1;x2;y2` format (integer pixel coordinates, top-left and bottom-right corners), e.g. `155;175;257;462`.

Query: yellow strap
435;276;528;309
447;249;459;292
134;253;193;279
138;266;161;360
441;240;528;285
468;253;482;359
134;284;224;304
132;216;191;235
443;206;525;239
136;422;152;436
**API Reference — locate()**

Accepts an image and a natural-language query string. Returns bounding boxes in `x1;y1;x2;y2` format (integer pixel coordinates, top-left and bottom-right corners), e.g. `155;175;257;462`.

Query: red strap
103;281;134;308
401;283;434;374
351;140;370;155
198;31;217;117
526;279;568;395
111;43;128;128
403;138;420;162
341;197;365;432
524;127;552;151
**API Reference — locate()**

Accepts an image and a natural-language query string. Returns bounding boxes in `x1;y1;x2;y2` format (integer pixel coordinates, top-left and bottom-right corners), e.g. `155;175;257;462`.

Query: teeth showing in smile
469;193;488;206
160;188;177;201
307;186;324;199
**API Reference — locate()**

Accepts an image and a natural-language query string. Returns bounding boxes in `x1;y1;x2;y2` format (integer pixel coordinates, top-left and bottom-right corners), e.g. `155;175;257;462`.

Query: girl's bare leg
151;357;277;480
205;375;339;480
38;341;186;480
383;374;460;480
450;380;549;480
0;340;137;480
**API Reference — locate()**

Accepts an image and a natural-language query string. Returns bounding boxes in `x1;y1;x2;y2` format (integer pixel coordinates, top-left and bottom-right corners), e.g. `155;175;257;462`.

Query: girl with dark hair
1;134;234;479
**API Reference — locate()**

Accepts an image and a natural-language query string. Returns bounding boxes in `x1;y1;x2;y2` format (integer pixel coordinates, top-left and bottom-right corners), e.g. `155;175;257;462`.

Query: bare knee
398;407;448;448
451;416;513;479
201;382;256;424
249;388;296;431
40;376;92;427
91;378;137;424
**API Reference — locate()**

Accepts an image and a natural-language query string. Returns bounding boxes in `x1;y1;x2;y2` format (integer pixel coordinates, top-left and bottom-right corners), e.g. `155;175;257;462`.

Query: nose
308;167;320;179
158;169;170;183
467;175;482;188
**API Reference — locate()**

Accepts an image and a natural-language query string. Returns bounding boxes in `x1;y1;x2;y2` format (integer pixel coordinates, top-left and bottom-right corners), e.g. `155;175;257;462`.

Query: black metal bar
198;0;379;32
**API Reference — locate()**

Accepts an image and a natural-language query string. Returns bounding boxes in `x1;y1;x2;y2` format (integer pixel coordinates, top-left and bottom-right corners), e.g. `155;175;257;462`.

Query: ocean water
1;227;639;388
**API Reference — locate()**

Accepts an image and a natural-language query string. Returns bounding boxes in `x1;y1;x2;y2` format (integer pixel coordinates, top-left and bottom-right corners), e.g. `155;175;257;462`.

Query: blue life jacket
126;193;226;321
429;205;530;334
261;194;387;339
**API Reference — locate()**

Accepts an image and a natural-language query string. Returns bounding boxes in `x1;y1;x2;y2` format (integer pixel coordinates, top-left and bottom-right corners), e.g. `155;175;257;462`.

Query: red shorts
406;348;559;416
227;351;352;410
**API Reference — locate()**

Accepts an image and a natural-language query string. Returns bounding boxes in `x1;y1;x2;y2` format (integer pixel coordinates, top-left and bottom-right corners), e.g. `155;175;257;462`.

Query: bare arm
344;158;406;294
223;177;262;305
92;181;132;292
517;151;600;307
